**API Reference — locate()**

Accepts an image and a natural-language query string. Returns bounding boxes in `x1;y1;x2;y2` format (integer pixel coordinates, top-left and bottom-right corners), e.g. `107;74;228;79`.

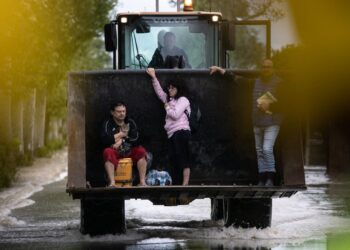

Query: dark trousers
168;129;191;185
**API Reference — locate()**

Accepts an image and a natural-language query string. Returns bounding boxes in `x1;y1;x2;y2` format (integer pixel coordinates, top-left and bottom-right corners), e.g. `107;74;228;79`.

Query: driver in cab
148;31;191;69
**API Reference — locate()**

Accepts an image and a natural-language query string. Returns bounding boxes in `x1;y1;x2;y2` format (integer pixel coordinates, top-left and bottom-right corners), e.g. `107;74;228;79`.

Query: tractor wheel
80;198;126;235
223;198;272;229
210;198;224;221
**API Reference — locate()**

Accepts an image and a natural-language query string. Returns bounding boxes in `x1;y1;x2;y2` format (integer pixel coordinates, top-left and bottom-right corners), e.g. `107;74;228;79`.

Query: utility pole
177;0;181;12
156;0;159;12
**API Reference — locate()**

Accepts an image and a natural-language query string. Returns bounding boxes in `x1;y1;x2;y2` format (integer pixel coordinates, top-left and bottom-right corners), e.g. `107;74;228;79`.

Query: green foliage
46;139;66;151
47;80;67;119
169;0;283;67
0;0;115;114
193;0;284;21
189;0;286;69
16;153;34;167
0;141;18;188
71;37;112;71
0;1;116;187
168;0;284;21
35;147;51;158
35;139;66;158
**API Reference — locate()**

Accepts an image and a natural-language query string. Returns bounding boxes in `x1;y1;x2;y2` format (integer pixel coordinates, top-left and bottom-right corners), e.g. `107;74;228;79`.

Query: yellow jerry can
114;158;133;187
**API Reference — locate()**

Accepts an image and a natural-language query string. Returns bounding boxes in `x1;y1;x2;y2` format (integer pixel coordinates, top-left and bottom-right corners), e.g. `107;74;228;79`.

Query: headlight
212;15;219;22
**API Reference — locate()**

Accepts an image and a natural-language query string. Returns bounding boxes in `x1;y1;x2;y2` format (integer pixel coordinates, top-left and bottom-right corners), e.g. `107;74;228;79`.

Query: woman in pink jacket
146;68;191;185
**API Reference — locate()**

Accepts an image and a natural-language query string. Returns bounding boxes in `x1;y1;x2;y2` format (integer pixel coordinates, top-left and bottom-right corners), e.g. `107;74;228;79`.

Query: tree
169;0;286;68
170;0;284;21
0;0;116;187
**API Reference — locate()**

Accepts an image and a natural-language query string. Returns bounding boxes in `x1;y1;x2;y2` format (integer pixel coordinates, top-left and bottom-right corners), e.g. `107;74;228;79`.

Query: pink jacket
152;78;191;138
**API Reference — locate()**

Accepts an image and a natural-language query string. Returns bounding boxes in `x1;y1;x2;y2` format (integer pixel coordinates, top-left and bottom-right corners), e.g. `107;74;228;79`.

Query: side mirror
104;23;117;51
221;21;235;51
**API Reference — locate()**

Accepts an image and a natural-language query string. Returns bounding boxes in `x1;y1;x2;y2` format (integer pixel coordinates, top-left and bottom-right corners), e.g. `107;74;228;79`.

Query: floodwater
0;149;349;249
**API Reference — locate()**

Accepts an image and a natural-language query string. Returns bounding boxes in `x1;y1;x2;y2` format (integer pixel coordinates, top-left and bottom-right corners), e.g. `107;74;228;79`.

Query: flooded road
0;149;349;249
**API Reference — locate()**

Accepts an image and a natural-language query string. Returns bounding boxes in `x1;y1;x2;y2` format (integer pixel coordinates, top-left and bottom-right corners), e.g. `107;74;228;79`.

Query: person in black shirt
148;31;191;69
101;101;148;186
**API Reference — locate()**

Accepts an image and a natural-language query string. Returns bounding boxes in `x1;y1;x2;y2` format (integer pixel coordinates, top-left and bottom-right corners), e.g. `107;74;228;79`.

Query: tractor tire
223;198;234;227
211;198;224;221
223;198;272;229
80;198;126;235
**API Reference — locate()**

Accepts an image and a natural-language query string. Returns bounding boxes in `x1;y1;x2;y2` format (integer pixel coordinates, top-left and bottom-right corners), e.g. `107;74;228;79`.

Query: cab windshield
119;16;218;69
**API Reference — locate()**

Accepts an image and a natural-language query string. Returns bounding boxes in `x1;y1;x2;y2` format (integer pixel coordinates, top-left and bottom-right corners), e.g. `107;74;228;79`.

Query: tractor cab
105;12;271;70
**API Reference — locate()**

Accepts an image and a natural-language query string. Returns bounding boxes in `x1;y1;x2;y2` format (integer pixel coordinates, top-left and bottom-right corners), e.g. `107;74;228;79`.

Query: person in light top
146;68;191;185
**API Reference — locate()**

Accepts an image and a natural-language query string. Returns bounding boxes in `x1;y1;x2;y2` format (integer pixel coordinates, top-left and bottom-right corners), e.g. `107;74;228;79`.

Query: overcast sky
115;0;299;49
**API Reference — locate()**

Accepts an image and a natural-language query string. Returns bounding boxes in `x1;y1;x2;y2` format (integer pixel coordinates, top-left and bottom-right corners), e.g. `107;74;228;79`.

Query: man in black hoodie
101;101;147;186
148;31;191;69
